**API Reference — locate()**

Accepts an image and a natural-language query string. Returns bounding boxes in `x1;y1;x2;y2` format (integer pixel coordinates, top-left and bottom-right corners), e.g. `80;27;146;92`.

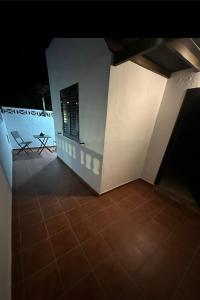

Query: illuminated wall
0;111;12;300
2;107;55;149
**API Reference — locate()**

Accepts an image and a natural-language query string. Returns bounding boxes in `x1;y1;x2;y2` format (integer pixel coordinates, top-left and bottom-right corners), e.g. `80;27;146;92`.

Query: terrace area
12;149;200;300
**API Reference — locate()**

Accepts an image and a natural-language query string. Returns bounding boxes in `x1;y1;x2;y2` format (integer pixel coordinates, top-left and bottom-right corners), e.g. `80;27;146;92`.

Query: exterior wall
142;68;200;184
56;134;102;193
46;38;111;193
2;107;55;149
0;111;12;300
46;38;111;155
101;62;167;193
0;111;13;187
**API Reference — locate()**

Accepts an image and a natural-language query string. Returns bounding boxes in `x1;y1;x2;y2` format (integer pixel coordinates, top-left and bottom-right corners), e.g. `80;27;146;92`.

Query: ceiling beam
112;38;173;66
166;38;200;71
131;55;170;78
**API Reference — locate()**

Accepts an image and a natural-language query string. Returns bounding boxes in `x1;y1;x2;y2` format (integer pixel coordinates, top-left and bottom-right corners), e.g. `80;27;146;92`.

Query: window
60;83;79;142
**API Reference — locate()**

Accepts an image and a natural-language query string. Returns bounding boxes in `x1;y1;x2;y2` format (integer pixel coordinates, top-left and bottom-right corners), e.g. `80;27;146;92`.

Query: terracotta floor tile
21;222;48;249
176;270;200;300
131;219;171;256
115;197;140;213
46;213;69;235
59;196;79;212
107;186;132;202
154;205;184;231
51;228;78;257
91;204;122;231
66;206;88;226
38;195;58;208
42;201;63;219
115;242;147;275
95;254;144;300
25;262;63;300
74;195;98;206
12;216;20;234
173;292;187;300
12;202;19;218
82;200;103;216
20;210;43;230
189;248;200;278
97;194;114;208
82;234;113;267
12;284;25;300
133;236;194;300
170;221;200;253
128;199;164;226
13;153;199;300
72;218;98;243
12;231;21;255
57;247;91;291
23;239;54;277
102;215;138;247
66;273;106;300
19;200;39;216
12;254;23;286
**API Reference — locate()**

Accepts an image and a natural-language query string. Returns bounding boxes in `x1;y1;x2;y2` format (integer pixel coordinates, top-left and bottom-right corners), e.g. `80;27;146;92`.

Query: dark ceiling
105;38;200;78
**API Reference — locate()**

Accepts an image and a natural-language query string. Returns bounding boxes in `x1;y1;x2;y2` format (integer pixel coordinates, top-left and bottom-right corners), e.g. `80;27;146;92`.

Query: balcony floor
12;150;200;300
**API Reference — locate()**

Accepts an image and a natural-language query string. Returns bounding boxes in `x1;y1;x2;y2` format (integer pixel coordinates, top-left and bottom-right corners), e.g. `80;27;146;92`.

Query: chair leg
23;147;29;155
17;148;23;155
27;145;33;152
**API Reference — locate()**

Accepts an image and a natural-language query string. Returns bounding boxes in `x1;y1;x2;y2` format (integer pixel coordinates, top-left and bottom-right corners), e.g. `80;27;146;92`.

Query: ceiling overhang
105;38;200;78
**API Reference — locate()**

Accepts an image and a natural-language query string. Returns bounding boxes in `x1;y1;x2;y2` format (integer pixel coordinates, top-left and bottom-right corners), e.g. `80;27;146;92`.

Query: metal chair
11;131;33;155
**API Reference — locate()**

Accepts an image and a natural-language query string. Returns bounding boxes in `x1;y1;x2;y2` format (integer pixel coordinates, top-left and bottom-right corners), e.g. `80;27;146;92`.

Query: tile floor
12;150;200;300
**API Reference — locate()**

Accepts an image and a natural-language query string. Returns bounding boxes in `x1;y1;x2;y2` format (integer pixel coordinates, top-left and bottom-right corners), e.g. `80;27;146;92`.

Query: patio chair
11;131;33;155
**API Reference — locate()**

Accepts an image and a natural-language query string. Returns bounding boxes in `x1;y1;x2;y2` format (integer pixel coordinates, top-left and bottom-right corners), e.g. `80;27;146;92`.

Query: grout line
64;211;109;300
171;244;200;300
34;189;66;296
18;159;30;298
14;153;200;300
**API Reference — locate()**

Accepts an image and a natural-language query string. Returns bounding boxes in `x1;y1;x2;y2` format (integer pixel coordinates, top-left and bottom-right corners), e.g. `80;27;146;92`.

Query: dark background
0;38;52;110
0;1;200;111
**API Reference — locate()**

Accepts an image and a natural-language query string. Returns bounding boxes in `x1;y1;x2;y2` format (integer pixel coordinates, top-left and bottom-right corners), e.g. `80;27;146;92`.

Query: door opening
155;88;200;209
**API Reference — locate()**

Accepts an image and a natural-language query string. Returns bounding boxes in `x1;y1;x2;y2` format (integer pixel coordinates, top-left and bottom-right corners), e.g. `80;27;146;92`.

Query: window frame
60;83;80;143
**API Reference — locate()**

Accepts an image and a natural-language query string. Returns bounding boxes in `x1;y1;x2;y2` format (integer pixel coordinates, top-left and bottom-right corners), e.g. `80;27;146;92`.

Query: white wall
0;111;13;187
46;38;111;193
142;68;200;184
0;111;12;300
56;134;103;193
101;62;167;193
46;38;111;155
2;107;55;149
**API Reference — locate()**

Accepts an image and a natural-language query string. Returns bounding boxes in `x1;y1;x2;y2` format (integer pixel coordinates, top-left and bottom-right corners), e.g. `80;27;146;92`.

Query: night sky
0;38;52;110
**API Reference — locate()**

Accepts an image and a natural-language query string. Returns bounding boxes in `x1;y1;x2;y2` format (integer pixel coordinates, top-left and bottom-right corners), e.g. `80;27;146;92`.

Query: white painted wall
0;111;12;300
142;68;200;184
0;111;13;187
2;107;55;149
56;134;103;193
46;38;111;193
101;62;167;193
46;38;111;155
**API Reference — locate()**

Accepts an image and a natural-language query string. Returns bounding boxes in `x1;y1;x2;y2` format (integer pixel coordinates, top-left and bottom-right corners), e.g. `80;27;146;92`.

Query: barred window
60;83;79;142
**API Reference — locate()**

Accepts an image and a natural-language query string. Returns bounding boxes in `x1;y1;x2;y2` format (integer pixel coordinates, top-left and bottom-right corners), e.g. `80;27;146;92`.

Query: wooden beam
131;55;170;78
166;38;200;71
113;38;173;66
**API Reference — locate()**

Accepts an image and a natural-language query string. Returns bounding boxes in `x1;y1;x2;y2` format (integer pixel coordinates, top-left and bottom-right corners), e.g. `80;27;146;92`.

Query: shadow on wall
56;134;102;193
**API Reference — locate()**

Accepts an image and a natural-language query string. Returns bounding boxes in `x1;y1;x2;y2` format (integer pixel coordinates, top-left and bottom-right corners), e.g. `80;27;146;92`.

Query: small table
33;135;53;154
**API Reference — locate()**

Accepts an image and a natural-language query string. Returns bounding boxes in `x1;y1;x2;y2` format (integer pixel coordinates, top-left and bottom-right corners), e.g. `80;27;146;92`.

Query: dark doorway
155;88;200;209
